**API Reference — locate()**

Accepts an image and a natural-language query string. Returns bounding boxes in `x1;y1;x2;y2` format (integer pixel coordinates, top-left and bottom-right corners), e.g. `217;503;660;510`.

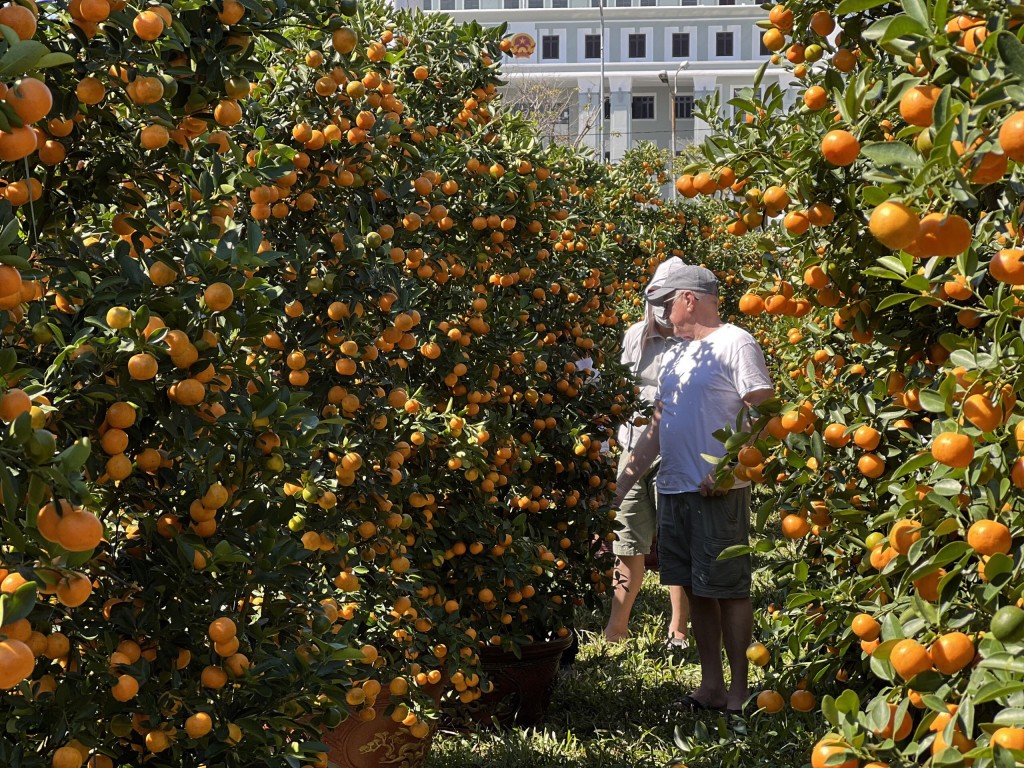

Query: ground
428;573;824;768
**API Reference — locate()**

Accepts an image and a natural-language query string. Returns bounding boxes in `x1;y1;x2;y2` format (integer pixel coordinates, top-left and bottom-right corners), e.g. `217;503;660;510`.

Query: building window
503;0;518;7
627;33;647;58
671;32;690;57
541;35;560;60
604;97;610;120
716;31;734;57
680;0;697;5
615;0;630;6
631;95;654;120
640;0;655;5
556;109;570;124
528;0;543;6
674;94;694;119
719;0;735;4
439;0;454;8
584;34;601;59
423;0;431;8
463;0;478;6
552;0;567;6
759;33;771;56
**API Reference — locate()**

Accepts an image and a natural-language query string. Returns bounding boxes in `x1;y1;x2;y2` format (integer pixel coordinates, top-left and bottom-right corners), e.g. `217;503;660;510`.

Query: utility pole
660;60;688;199
598;0;605;163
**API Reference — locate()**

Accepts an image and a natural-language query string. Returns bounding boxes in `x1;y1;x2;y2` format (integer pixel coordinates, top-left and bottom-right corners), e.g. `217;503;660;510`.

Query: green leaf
876;292;919;311
0;580;37;625
0;40;51;77
860;141;923;168
718;544;753;560
34;52;75;70
890;451;934;479
57;438;91;473
836;0;890;13
917;388;949;413
997;31;1024;78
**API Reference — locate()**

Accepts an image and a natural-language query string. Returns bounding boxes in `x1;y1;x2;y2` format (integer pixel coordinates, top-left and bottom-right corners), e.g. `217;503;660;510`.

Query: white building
397;0;796;162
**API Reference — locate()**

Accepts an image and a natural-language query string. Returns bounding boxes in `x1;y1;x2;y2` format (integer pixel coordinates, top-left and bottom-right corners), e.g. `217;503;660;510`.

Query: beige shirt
616;320;669;452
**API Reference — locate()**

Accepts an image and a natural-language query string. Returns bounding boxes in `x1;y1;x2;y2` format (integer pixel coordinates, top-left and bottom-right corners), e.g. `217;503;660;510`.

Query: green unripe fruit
804;44;823;62
991;606;1024;643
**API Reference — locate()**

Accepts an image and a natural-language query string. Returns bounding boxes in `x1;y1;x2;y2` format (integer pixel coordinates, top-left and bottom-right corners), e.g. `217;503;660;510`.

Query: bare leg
668;586;689;640
604;554;645;642
684;588;726;708
720;596;753;711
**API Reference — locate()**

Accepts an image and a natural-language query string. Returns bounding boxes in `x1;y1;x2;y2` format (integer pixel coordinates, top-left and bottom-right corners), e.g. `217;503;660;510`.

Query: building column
608;75;632;163
576;77;601;156
691;74;718;147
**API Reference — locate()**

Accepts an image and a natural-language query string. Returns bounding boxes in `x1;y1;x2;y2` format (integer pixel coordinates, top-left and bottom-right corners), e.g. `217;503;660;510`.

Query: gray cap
645;261;718;302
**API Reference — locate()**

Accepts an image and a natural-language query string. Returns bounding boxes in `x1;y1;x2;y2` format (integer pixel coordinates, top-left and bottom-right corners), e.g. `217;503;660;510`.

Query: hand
699;471;727;498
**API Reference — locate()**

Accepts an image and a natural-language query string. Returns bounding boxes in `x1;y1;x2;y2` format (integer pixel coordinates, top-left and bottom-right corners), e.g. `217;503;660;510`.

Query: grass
427;573;824;768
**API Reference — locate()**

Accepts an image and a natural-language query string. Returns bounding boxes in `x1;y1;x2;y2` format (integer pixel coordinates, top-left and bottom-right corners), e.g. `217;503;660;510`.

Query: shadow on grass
428;573;821;768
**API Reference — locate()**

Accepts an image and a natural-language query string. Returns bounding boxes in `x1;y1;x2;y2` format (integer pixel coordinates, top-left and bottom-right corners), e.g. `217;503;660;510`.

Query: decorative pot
469;634;574;727
321;684;443;768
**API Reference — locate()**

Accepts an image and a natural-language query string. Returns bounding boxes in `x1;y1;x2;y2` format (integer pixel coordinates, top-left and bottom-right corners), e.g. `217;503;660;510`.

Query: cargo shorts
658;487;752;599
612;452;660;557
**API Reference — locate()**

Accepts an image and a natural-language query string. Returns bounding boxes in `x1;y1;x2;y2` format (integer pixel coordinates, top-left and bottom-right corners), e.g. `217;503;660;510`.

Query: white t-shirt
616;321;670;452
656;324;773;494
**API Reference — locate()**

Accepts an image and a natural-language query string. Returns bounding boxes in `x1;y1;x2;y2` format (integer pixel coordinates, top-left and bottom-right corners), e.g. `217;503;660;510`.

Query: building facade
396;0;797;162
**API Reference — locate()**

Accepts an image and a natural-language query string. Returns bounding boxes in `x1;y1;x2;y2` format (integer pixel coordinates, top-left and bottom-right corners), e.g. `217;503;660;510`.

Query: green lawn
428;574;823;768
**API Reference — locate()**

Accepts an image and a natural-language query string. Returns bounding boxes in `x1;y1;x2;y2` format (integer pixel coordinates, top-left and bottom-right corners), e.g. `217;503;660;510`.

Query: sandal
671;694;724;713
666;635;689;650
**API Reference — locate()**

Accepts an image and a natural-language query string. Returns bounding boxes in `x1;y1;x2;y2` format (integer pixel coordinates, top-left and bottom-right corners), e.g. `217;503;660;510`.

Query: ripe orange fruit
204;282;234;311
857;453;885;478
851;613;881;641
890;638;932;680
930;432;974;468
963;393;1001;432
999;111;1024;162
186;712;214;738
991;727;1024;751
106;402;136;429
0;5;37;40
966;519;1011;556
0;388;31;423
756;690;784;713
128;353;158;380
56;571;93;607
823;423;850;447
853;425;881;451
214;99;242;127
56;508;104;552
868;201;920;250
899;84;941;127
209;617;237;643
821;129;859;166
989;249;1024;285
929;631;974;675
111;673;140;701
746;641;770;667
803;85;827;110
781;513;810;539
52;746;85;768
75;76;105;105
0;638;35;689
790;689;817;712
0;125;38;161
889;519;921;555
762;28;786;52
133;9;165;40
872;702;912;740
914;213;972;257
4;77;53;124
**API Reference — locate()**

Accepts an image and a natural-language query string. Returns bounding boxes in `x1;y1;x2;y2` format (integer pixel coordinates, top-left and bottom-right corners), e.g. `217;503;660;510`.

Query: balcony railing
426;0;755;10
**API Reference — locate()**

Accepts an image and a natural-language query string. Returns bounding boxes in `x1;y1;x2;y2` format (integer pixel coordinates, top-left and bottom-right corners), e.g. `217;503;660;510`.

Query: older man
611;263;773;715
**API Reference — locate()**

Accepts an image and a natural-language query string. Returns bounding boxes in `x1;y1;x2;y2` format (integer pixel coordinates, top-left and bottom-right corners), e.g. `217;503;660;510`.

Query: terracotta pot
321;684;442;768
470;634;573;727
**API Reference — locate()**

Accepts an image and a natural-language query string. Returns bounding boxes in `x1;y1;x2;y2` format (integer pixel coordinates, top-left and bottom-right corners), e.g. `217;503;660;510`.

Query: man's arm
611;399;662;508
744;387;774;410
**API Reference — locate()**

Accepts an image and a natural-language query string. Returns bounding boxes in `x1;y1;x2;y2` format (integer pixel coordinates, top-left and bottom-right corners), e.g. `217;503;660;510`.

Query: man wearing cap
611;261;773;715
604;259;689;647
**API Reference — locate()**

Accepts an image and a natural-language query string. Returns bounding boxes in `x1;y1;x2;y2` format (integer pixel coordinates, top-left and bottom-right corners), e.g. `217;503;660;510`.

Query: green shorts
658;488;751;599
613;452;659;557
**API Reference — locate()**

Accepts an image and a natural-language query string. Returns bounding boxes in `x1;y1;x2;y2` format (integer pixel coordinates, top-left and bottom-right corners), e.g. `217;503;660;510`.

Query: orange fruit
963;393;1002;432
823;423;850;447
821;129;859;166
56;508;104;552
999;111;1024;162
756;690;784;713
781;513;810;539
857;453;885;478
790;689;817;712
803;85;827;110
889;519;921;555
931;432;973;468
111;673;139;701
991;727;1024;751
890;638;932;680
0;638;35;689
899;84;940;127
209;617;236;643
872;702;912;741
989;249;1024;285
106;402;136;429
746;641;770;666
133;9;165;40
0;125;38;161
128;353;158;381
868;201;920;250
4;77;53;124
851;613;881;641
0;5;37;40
185;712;214;738
0;388;31;423
204;282;234;311
929;631;974;675
52;746;85;768
966;519;1011;556
913;213;972;258
853;425;881;451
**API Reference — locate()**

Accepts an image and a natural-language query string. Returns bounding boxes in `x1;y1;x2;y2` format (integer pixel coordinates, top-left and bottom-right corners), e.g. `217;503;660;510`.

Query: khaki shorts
658;488;751;599
613;452;659;557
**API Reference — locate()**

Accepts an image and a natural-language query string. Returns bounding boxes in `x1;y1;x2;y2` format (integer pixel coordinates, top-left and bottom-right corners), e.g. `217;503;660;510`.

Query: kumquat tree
677;0;1024;767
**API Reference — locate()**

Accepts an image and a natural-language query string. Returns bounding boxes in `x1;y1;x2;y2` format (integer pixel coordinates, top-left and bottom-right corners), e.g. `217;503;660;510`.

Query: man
604;260;689;647
611;263;773;715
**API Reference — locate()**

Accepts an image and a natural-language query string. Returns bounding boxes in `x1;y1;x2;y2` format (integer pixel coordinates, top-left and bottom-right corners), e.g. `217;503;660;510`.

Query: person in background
611;264;774;716
604;259;690;648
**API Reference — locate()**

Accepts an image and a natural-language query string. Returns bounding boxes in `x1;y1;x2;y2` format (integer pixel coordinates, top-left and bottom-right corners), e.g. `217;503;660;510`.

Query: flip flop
671;694;724;713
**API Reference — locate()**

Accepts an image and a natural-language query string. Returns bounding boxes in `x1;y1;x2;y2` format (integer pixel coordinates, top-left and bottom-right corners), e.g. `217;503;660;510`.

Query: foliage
681;1;1024;767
